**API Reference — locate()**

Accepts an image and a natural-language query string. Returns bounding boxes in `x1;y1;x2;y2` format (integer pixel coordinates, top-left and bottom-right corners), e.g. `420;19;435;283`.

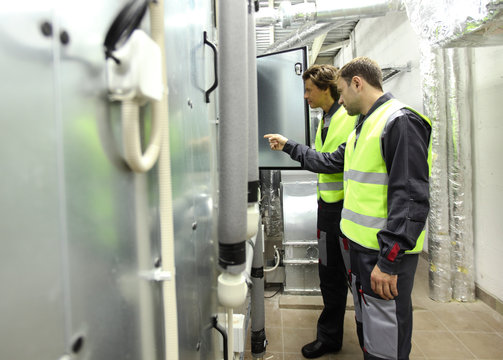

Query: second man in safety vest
269;64;356;359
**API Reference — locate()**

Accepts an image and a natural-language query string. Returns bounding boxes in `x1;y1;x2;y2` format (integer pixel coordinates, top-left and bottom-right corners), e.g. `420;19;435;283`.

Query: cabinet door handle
203;31;218;104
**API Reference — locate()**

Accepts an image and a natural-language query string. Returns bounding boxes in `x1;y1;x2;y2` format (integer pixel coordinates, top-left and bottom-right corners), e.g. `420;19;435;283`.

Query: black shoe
301;339;340;359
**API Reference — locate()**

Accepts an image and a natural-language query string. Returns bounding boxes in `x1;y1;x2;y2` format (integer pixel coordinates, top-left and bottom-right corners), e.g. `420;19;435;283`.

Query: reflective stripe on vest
315;106;357;203
340;99;432;253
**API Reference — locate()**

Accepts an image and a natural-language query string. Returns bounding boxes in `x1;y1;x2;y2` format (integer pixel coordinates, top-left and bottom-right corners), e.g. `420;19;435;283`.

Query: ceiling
255;0;358;62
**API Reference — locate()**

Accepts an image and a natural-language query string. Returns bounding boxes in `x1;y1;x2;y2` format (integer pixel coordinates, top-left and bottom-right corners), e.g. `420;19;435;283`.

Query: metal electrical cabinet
257;47;310;169
0;1;218;359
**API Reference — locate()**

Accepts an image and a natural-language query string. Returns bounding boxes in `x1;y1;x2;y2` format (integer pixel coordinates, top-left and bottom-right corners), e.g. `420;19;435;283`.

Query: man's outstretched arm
264;134;345;174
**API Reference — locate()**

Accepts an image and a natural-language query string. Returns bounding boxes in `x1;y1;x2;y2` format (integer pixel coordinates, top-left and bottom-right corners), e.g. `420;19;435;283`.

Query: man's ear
352;76;363;90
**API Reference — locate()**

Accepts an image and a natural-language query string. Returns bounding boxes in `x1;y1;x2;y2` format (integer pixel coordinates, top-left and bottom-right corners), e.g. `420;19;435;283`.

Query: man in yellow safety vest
267;64;357;359
265;57;432;360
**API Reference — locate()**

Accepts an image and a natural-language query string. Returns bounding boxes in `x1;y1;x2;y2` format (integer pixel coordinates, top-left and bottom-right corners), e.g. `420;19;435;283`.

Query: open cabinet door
257;47;310;169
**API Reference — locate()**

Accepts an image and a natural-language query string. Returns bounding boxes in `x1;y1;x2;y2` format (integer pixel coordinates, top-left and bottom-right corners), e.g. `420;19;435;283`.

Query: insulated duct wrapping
259;170;283;238
403;0;495;302
444;48;475;302
419;44;452;302
404;0;503;48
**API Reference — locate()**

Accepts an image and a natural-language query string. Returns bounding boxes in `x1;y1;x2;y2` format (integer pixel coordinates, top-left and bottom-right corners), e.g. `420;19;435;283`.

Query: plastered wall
471;45;503;301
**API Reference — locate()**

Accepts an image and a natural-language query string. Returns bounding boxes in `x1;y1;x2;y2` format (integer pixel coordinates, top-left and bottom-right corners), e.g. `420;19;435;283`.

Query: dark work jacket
283;93;431;274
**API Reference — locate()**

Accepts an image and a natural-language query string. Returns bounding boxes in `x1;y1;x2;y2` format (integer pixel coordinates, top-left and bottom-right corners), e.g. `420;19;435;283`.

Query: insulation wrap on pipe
217;0;249;274
444;48;475;302
419;44;452;302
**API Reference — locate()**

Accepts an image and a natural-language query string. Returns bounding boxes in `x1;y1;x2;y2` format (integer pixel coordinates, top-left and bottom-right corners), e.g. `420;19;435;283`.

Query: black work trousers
349;245;419;360
316;201;349;350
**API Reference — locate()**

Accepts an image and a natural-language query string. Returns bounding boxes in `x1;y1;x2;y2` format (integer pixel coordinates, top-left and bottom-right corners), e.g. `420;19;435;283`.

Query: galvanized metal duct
259;0;404;54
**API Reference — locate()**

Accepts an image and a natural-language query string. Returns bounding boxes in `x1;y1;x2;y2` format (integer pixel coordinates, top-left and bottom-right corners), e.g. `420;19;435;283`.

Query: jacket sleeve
283;140;345;174
376;110;431;275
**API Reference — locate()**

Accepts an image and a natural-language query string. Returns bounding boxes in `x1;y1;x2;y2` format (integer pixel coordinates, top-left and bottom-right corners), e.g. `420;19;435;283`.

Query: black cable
103;0;150;63
264;285;282;299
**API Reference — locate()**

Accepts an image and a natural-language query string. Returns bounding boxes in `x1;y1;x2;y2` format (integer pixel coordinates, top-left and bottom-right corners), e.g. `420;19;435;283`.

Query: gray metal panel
55;2;165;359
281;179;317;242
164;1;217;359
284;264;321;294
0;1;217;359
0;5;67;359
257;47;309;168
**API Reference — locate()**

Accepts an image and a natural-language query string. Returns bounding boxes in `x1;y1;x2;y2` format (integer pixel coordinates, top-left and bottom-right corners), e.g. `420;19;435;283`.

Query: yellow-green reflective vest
315;106;357;203
340;99;432;253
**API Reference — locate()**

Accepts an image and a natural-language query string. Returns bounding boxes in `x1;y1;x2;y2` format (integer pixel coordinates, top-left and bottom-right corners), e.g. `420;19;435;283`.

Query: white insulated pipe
149;0;179;358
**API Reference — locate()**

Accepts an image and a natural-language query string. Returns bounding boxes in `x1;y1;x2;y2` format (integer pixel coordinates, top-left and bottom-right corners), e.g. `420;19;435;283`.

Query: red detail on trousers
387;243;400;261
317;229;320;239
342;237;349;250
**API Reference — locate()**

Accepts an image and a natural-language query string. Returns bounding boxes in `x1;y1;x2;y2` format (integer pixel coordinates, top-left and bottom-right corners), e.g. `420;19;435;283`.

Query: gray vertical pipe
248;3;267;357
217;0;249;274
251;226;267;359
444;48;475;302
248;0;259;184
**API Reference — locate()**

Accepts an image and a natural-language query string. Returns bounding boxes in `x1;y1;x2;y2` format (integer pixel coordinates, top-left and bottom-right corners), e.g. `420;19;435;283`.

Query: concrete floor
244;255;503;360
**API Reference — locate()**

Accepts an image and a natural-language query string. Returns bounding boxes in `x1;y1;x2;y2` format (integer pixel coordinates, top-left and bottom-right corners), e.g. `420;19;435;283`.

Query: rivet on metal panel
154;257;162;268
192;221;197;230
187;99;193;109
40;21;53;37
60;30;70;45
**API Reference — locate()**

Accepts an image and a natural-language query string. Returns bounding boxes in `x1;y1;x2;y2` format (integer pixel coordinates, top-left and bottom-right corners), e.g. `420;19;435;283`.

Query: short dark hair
338;57;383;91
302;64;339;101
